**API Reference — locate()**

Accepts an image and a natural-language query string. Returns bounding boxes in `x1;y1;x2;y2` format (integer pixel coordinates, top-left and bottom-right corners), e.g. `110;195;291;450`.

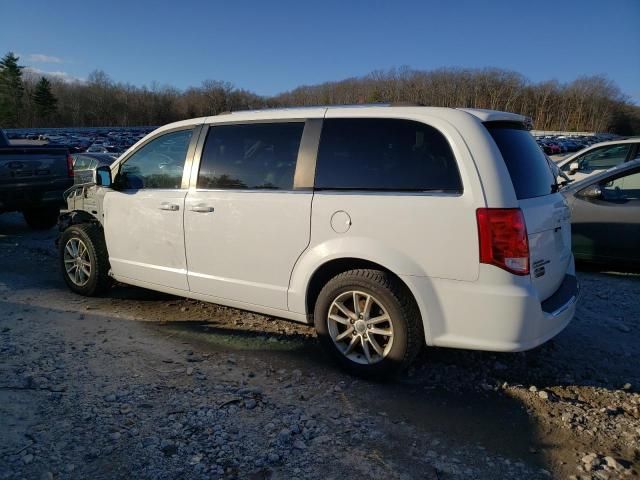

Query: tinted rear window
315;118;462;192
487;123;555;199
198;122;304;190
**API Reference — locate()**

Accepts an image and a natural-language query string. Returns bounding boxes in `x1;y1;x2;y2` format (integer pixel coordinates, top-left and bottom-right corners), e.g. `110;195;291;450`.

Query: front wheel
59;223;112;296
314;269;423;378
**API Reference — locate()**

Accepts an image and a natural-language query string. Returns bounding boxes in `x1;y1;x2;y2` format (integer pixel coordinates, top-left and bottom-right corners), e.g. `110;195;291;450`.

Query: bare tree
4;55;637;134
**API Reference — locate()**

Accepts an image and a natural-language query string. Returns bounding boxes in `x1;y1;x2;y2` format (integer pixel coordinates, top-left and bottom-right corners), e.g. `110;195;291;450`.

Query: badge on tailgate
532;259;550;278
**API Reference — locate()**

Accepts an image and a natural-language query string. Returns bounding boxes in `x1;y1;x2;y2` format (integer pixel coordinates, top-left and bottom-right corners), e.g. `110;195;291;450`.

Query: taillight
476;208;529;275
66;153;74;178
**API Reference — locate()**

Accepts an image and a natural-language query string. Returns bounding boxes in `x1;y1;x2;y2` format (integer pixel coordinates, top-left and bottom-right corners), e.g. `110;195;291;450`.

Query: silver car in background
72;153;118;184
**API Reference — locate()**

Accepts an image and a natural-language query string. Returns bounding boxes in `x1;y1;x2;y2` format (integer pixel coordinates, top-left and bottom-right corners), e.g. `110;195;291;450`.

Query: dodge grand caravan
58;106;578;376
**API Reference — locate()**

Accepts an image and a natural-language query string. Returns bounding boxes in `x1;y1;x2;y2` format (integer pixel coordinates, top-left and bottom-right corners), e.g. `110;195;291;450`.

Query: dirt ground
0;213;638;479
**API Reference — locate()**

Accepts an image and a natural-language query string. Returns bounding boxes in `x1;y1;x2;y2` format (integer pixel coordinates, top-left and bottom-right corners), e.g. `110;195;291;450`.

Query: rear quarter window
315;118;462;192
486;123;555;199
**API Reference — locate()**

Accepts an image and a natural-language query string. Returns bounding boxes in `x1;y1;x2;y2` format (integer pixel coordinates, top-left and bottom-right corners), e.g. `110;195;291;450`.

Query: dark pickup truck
0;128;73;229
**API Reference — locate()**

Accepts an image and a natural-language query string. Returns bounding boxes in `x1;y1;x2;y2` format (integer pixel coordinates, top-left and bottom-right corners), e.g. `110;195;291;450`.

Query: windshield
486;122;556;199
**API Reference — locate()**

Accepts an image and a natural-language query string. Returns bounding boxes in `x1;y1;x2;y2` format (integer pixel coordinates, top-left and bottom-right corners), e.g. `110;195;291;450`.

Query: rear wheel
23;206;60;230
314;269;423;378
59;223;112;296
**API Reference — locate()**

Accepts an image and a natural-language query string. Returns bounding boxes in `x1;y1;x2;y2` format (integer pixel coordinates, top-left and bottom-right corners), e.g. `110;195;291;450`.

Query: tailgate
0;148;70;187
520;194;572;301
485;122;572;302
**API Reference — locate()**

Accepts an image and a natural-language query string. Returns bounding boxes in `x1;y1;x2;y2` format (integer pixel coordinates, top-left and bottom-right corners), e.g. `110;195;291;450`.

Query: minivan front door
184;121;315;311
104;128;197;291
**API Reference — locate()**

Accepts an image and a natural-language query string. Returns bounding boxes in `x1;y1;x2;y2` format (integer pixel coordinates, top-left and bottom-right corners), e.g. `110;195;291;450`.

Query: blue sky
1;0;639;102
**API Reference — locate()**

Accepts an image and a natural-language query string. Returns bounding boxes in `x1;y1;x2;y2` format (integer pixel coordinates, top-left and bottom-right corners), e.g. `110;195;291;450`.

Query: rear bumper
401;261;578;352
541;274;578;317
0;182;71;212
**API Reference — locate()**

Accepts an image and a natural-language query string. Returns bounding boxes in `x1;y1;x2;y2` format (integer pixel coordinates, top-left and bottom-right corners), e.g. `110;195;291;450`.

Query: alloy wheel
327;290;394;365
63;238;91;287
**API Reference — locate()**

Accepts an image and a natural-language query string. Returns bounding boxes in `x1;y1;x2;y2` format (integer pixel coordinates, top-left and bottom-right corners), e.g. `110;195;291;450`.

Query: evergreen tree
33;76;58;123
0;52;24;126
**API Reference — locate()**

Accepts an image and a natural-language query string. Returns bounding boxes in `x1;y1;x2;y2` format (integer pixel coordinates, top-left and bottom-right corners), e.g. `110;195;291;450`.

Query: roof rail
388;101;427;107
211;103;437;116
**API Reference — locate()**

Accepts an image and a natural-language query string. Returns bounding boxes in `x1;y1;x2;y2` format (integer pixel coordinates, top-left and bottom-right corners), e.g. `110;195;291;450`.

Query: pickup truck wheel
314;269;423;378
59;224;112;296
23;207;60;230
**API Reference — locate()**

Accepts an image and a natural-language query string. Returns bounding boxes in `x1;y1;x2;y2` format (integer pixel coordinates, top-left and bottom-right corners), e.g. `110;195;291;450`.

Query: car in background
86;145;111;153
0;128;73;229
556;138;640;182
561;139;580;152
556;141;569;153
562;159;640;266
533;133;624;158
536;139;554;154
570;138;590;150
535;138;557;154
3;127;156;157
537;141;553;155
546;141;562;154
72;153;118;184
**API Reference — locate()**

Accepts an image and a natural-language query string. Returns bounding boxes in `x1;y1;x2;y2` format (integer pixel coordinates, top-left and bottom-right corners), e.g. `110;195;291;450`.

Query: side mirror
94;166;112;187
568;162;580;175
577;184;602;200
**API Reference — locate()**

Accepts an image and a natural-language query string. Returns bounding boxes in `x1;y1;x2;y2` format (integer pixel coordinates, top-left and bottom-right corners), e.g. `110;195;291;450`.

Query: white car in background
58;106;578;377
556;138;640;182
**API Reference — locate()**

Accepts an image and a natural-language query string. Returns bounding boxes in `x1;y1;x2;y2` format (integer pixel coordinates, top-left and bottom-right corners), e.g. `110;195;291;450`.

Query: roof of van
150;105;528;136
213;105;526;122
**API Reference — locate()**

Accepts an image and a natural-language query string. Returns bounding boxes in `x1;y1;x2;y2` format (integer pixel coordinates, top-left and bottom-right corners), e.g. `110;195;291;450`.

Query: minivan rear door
487;123;572;301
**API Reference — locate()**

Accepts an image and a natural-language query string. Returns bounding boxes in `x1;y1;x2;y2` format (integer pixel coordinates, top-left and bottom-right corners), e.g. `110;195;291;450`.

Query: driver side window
565;144;631;172
602;169;640;201
118;129;193;189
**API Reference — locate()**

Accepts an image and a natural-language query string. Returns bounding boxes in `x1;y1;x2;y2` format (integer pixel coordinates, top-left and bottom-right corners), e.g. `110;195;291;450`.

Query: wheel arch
295;255;431;343
305;258;406;316
57;210;104;246
58;209;101;229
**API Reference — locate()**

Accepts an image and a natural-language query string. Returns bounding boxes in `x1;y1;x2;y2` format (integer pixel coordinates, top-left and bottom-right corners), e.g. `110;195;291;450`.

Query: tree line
1;52;638;134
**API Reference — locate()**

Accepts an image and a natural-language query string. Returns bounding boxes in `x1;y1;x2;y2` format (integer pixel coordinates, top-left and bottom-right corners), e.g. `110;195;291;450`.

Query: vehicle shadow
107;284;177;302
0;298;548;477
150;320;547;472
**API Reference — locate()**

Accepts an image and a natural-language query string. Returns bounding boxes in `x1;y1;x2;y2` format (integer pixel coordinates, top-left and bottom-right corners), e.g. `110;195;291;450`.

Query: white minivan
59;106;578;376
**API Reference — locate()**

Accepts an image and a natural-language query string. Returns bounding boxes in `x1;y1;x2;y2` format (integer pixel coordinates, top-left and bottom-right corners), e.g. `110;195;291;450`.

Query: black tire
59;223;112;296
23;206;60;230
313;269;423;378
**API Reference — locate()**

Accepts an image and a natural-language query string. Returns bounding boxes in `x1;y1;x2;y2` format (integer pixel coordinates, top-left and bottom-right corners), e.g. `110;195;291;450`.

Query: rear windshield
486;122;555;199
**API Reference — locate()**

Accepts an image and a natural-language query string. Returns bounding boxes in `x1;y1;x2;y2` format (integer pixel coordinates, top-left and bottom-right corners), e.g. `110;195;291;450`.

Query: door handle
190;205;215;213
159;202;180;211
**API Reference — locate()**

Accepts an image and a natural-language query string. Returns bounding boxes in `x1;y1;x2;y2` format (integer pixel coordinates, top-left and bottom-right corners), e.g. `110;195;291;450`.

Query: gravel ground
0;213;638;479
